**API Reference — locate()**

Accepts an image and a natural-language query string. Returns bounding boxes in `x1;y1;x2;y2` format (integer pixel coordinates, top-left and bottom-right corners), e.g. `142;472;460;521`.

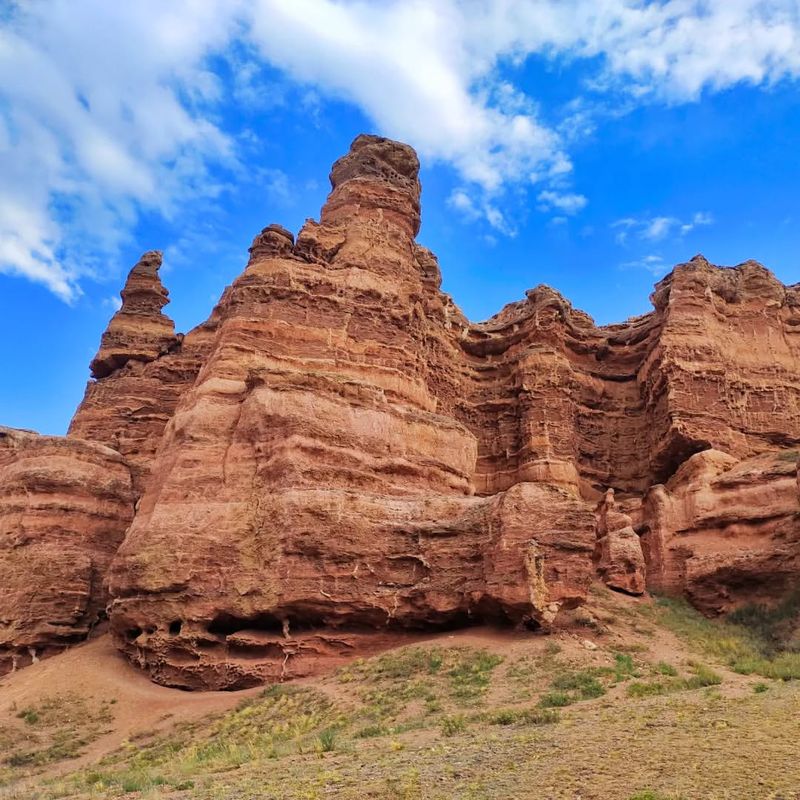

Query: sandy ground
0;635;258;773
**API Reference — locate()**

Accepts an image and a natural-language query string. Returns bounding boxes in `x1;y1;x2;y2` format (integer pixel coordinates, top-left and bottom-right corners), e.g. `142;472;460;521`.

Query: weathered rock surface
69;251;219;494
3;133;800;687
105;136;595;688
0;427;134;674
594;489;647;595
641;448;800;614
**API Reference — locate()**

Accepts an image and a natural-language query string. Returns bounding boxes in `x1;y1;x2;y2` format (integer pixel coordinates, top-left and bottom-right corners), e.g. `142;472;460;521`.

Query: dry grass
5;590;800;799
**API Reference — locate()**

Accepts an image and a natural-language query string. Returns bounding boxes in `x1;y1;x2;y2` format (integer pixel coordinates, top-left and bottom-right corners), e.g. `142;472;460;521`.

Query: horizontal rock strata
0;427;133;674
2;134;799;686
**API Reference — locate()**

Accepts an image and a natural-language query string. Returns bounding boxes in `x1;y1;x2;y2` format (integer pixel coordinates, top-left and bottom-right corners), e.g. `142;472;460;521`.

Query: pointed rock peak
689;253;711;266
321;134;422;236
118;250;169;314
89;251;178;379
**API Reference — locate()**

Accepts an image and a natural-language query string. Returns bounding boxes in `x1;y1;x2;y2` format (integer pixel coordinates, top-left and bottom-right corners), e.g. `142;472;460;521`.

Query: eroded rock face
641;449;800;614
0;428;134;674
5;134;800;687
594;489;646;595
68;252;219;494
105;135;597;688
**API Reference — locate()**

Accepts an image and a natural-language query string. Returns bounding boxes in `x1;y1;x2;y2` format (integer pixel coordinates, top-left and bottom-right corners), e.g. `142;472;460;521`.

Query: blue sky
1;0;799;435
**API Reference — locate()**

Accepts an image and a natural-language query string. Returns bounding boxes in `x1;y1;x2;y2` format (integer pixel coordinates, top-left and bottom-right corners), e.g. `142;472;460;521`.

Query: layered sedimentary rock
594;489;646;595
0;427;134;674
106;136;595;688
641;449;800;614
97;135;800;687
69;252;219;494
4;133;800;687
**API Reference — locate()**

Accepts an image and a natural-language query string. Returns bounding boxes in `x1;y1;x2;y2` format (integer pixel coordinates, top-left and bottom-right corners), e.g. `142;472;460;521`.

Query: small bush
539;691;572;708
551;670;607;700
518;708;560;726
613;653;637;681
440;715;467;737
317;728;337;752
627;681;668;698
685;664;722;688
655;661;678;677
355;724;387;738
16;709;39;725
753;682;769;694
487;709;518;725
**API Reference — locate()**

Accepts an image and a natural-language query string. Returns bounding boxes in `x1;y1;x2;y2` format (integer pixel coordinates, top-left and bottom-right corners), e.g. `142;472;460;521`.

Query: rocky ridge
1;134;799;687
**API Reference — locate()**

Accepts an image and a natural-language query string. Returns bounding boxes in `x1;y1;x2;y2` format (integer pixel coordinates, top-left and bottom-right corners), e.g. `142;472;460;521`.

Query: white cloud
1;0;798;299
447;189;514;235
0;0;241;300
620;253;668;275
537;190;588;216
102;294;122;312
613;211;714;243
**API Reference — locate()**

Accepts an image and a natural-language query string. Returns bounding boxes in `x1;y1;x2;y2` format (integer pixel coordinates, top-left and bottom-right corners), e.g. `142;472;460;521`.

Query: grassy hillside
2;588;800;800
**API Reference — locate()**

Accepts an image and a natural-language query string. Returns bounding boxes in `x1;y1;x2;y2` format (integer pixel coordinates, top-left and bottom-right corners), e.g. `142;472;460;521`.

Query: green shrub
753;682;769;694
539;691;572;708
655;661;678;677
685;664;722;688
440;715;467;737
518;708;560;726
613;653;637;680
16;709;39;725
627;681;668;698
317;728;337;752
487;709;518;725
551;669;607;700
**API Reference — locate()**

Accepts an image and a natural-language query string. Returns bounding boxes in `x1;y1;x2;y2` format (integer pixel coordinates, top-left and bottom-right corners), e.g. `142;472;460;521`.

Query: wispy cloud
447;189;514;235
537;190;588;216
620;253;668;276
612;212;714;244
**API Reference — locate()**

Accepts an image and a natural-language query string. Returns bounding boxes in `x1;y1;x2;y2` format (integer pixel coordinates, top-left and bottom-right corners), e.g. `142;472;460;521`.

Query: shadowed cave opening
202;607;527;641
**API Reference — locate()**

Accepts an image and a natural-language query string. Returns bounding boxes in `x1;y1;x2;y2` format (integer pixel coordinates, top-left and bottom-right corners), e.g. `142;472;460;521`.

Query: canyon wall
1;135;799;686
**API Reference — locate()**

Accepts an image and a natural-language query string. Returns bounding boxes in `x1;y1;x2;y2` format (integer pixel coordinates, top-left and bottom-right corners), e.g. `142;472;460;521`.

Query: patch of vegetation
539;690;572;708
341;646;503;723
440;715;467;737
317;728;337;752
727;590;800;655
645;596;800;681
753;682;769;694
1;694;115;777
612;652;639;681
485;707;559;726
447;650;504;702
627;663;722;698
654;661;678;677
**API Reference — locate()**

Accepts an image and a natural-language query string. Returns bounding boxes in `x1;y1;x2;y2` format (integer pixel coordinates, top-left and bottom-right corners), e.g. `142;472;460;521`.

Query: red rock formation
68;252;219;494
641;448;800;614
4;134;800;687
594;489;646;595
105;136;596;688
0;427;134;674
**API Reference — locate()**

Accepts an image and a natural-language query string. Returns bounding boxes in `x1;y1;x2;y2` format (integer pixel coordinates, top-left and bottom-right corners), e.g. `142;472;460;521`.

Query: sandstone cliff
1;134;799;687
0;427;134;673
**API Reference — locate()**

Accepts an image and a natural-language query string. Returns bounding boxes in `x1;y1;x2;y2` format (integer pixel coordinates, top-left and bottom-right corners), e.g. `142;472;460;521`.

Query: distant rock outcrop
1;134;799;686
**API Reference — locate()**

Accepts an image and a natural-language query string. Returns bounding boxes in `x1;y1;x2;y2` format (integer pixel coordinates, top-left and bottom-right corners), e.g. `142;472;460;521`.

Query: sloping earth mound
2;587;800;799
